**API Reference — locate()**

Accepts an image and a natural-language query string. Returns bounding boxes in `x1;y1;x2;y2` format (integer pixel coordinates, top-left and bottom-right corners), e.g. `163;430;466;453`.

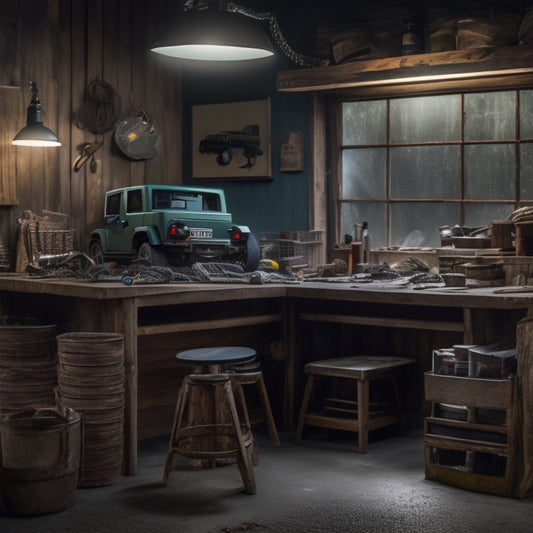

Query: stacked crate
424;341;519;497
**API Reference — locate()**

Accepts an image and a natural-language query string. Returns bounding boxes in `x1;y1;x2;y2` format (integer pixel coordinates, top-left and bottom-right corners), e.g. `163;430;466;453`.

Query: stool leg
224;380;256;495
256;374;280;446
357;378;369;454
296;374;316;443
231;379;258;466
163;377;190;485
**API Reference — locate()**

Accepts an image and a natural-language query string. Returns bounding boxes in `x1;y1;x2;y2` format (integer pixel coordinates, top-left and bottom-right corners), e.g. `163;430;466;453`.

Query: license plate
190;228;213;238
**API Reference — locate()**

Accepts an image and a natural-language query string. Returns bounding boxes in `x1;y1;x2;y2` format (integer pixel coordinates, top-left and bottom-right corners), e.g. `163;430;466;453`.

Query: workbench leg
120;298;138;475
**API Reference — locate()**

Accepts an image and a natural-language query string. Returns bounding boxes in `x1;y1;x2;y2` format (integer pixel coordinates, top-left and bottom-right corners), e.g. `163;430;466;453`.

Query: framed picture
192;98;271;180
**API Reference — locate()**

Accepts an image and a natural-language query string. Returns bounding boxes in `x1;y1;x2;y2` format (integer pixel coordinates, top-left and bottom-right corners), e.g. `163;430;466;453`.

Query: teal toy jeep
88;185;259;271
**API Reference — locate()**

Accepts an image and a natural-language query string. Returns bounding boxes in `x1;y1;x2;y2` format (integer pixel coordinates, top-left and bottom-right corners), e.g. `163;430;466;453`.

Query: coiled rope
75;80;121;135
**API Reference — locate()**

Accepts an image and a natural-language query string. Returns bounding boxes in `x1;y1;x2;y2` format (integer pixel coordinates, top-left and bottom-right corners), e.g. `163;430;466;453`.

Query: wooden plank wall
0;0;183;260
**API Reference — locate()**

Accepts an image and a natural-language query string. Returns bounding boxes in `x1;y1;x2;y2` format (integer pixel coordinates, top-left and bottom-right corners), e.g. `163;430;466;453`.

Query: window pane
520;143;533;199
342;101;387;145
464;92;516;140
391;203;460;247
464;203;515;227
340;202;387;248
464;144;515;199
520;90;533;139
390;146;460;198
342;148;386;199
390;95;461;143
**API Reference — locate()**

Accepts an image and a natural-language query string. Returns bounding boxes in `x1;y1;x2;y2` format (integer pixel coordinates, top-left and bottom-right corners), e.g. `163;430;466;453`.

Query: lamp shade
151;9;274;61
12;82;61;147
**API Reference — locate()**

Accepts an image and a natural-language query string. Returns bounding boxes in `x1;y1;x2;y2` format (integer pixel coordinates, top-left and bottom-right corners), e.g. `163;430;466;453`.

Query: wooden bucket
55;333;125;487
0;407;81;515
0;325;58;412
0;324;57;362
56;332;124;366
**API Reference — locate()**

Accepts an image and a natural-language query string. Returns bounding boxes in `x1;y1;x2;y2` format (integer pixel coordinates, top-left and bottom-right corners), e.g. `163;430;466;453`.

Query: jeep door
104;190;135;253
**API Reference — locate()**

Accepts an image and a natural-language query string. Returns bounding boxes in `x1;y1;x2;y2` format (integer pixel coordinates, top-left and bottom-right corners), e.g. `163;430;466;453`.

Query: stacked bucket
0;324;58;412
56;332;125;487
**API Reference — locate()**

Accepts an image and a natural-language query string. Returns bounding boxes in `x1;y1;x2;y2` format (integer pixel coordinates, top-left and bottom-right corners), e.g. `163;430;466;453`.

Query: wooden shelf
300;312;464;333
137;313;282;336
277;45;533;98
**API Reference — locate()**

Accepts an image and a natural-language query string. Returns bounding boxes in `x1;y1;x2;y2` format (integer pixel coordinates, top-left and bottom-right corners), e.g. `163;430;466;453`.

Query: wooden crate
424;372;520;497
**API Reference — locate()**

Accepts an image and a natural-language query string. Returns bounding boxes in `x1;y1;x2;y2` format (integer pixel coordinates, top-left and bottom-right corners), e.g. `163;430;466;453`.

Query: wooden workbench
1;274;532;475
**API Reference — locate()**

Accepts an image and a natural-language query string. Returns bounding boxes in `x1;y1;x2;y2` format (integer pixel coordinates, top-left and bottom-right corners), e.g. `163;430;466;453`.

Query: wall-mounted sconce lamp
151;0;323;67
12;81;61;147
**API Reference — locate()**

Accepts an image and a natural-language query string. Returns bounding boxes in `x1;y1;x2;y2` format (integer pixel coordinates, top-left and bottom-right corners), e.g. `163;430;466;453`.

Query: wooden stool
296;356;416;453
225;360;281;446
162;373;256;494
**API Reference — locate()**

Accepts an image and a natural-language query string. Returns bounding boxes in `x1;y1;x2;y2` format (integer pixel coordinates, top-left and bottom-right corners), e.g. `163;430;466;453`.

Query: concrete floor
1;428;533;533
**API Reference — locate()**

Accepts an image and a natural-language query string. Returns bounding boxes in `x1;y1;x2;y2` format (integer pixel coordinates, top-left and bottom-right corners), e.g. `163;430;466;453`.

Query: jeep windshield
151;189;222;212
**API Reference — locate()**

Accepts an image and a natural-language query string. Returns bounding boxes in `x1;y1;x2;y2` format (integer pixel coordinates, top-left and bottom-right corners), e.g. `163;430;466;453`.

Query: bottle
362;222;370;263
402;18;422;55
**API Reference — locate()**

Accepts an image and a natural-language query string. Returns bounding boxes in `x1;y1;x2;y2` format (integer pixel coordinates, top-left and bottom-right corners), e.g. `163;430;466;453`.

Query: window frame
333;89;533;248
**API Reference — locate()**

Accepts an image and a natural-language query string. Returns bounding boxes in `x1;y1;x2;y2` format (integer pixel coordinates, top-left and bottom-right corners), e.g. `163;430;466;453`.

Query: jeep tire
89;240;105;264
216;148;232;166
137;242;169;267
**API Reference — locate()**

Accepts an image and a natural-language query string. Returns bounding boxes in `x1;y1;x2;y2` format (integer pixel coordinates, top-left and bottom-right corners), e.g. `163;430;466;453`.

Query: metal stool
296;355;416;453
162;373;256;494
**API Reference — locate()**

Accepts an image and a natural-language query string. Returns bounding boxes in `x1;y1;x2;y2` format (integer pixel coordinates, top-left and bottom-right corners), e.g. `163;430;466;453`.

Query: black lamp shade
13;83;61;147
151;10;274;61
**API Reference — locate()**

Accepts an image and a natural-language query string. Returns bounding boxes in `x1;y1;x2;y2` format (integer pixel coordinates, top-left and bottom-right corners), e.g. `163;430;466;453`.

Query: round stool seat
177;346;256;366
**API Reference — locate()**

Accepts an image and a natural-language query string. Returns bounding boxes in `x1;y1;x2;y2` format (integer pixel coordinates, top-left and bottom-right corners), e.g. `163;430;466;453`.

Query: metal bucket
0;406;81;515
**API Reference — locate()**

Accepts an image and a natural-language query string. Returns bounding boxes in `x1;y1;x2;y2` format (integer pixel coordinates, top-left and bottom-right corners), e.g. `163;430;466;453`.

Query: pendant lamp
151;1;323;67
13;81;61;147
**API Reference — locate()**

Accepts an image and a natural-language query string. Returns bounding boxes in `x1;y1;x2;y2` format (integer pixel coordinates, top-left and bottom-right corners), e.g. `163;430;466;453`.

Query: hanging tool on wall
114;110;159;160
73;79;121;173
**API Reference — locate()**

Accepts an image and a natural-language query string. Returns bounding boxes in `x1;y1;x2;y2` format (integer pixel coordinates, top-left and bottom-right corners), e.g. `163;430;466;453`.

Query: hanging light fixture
12;81;61;147
151;0;323;67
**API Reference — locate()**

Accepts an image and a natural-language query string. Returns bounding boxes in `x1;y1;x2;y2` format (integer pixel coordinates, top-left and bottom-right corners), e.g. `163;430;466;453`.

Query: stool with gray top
296;355;416;453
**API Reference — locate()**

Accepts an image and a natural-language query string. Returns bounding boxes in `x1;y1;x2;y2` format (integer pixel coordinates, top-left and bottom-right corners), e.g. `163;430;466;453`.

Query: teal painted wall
181;57;311;240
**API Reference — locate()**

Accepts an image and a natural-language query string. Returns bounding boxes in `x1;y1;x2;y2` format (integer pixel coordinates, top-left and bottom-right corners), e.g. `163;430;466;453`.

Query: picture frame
192;98;271;180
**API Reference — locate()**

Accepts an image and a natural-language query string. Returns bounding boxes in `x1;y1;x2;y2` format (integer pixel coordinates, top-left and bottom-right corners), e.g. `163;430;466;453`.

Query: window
127;189;143;213
338;90;533;248
105;193;121;217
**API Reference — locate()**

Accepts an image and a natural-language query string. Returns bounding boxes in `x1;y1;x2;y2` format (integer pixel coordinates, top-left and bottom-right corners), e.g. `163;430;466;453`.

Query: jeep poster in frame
192;99;271;180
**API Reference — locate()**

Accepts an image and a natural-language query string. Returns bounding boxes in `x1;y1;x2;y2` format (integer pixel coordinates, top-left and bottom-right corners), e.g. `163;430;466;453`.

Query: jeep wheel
216;148;232;166
89;240;105;264
137;242;169;267
244;233;260;272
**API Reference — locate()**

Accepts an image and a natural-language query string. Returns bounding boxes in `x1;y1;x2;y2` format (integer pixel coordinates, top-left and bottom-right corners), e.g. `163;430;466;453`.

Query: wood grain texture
0;0;183;257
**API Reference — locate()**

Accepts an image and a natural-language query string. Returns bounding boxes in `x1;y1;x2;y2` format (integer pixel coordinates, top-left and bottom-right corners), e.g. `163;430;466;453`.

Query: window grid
338;90;533;248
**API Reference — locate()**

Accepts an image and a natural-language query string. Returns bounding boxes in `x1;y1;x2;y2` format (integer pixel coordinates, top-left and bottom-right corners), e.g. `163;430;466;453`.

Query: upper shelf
276;45;533;98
